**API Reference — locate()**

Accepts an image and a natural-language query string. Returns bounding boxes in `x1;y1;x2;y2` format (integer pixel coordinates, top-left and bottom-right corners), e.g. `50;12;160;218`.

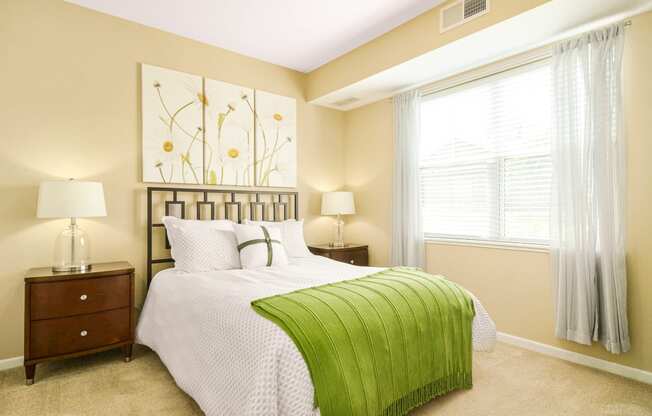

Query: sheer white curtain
392;90;424;268
551;22;629;353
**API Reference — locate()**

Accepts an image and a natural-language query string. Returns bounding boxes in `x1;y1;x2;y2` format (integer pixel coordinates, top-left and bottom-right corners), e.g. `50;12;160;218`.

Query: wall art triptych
141;64;297;187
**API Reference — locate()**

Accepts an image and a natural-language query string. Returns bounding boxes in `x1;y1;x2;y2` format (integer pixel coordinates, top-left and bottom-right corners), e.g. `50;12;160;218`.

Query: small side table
308;244;369;266
24;261;135;385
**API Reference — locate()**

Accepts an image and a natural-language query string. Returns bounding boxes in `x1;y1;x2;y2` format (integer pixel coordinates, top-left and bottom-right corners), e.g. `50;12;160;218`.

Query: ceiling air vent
332;97;359;108
440;0;489;33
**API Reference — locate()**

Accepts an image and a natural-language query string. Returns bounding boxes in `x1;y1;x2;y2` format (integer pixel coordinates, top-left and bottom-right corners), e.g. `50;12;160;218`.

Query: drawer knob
350;260;355;264
80;294;88;301
80;330;88;337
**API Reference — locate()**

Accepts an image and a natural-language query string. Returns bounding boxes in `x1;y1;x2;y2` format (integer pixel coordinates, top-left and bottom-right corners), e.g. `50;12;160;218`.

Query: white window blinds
419;60;552;244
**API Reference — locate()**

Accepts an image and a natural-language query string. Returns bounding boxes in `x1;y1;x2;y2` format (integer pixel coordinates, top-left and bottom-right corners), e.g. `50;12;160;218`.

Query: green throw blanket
251;267;475;416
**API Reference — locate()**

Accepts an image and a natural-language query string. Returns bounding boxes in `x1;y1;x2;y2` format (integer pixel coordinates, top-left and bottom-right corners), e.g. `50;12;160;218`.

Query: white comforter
136;256;496;416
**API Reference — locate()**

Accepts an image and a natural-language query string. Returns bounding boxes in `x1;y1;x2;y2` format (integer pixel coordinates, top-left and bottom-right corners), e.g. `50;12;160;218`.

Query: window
419;61;552;245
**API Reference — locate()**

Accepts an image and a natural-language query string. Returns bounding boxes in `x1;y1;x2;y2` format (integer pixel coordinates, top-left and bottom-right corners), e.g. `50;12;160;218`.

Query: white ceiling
66;0;447;73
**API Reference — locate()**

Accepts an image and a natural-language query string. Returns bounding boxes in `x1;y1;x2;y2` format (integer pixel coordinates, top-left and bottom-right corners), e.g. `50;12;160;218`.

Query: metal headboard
147;186;299;286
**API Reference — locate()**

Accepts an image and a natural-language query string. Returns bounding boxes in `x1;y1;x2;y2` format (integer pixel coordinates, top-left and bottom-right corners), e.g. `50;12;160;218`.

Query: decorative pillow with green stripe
233;223;289;269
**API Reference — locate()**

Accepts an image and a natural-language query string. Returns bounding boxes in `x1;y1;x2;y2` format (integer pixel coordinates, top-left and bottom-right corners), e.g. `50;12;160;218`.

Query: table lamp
321;191;355;247
37;179;107;272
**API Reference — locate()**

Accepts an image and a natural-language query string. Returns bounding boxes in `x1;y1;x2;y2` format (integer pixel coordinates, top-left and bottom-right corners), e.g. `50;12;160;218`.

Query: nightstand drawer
30;307;130;359
330;249;368;266
30;275;130;320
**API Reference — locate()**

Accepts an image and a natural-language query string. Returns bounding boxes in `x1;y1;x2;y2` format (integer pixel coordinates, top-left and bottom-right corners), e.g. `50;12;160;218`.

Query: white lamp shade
37;180;107;219
321;192;355;216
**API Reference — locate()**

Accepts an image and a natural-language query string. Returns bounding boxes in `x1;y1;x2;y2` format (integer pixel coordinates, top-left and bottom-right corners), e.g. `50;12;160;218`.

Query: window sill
424;237;550;253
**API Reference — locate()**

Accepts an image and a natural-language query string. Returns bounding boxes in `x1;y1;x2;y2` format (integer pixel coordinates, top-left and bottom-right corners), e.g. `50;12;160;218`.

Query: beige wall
306;0;550;101
343;11;652;373
0;0;345;359
343;100;394;266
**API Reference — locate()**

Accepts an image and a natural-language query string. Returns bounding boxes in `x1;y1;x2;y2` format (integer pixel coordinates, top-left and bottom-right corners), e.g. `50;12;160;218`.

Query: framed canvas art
204;79;254;186
254;90;297;187
142;64;204;184
141;64;297;188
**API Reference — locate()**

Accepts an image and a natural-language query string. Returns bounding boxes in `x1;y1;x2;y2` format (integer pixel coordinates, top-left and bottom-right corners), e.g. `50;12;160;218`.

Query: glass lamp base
331;215;345;248
52;219;91;273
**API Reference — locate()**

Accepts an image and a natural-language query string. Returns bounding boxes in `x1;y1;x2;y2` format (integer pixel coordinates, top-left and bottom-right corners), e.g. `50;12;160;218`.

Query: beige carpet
1;343;650;415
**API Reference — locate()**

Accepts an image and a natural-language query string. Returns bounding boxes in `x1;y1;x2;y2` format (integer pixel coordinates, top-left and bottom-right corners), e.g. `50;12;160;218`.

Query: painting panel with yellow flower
142;64;204;184
204;78;254;186
254;90;297;187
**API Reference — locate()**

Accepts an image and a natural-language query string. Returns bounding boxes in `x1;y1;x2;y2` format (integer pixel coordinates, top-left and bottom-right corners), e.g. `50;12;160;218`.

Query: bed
136;187;496;416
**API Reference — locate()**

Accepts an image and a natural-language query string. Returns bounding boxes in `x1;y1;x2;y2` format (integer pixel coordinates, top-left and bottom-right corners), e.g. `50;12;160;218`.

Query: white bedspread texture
136;256;496;416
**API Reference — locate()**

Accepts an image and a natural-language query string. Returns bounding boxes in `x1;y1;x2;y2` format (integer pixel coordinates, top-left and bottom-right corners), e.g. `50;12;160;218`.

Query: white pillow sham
244;219;312;258
162;216;241;272
233;223;289;269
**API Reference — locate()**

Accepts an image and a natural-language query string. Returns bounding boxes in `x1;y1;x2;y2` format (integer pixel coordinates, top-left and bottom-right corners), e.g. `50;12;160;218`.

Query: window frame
419;56;553;250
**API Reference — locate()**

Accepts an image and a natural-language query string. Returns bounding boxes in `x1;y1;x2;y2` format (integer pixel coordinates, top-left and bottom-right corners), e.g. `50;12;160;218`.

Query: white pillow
162;216;241;272
233;223;289;269
244;219;312;258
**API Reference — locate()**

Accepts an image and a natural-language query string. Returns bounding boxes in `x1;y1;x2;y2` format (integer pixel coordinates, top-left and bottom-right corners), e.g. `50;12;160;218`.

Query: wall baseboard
497;332;652;385
0;355;23;371
3;334;650;385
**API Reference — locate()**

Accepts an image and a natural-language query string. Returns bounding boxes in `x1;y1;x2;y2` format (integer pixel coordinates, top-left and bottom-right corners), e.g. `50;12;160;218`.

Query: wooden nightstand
24;261;135;385
308;244;369;266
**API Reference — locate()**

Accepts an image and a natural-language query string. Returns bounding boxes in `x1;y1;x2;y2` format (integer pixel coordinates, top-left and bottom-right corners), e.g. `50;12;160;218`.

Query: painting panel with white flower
254;90;297;187
142;64;204;184
204;79;254;186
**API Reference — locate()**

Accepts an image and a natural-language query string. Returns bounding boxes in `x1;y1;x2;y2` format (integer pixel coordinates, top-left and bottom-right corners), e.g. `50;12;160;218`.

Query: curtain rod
420;53;551;98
